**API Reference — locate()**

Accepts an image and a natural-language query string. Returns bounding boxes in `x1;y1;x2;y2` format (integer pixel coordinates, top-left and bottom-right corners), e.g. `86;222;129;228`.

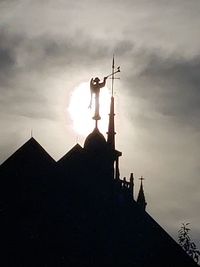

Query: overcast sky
0;0;200;246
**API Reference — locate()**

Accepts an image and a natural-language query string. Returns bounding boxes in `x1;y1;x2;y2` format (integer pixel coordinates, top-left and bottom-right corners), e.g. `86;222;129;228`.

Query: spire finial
139;176;145;182
110;54;120;96
112;54;115;96
137;176;147;211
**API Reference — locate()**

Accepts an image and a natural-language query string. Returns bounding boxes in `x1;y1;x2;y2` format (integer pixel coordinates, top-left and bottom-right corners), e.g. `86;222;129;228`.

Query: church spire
107;95;116;150
107;56;120;150
137;176;147;211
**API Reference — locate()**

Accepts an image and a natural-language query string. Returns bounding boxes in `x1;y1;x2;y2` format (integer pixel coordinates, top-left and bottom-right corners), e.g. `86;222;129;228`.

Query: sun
68;82;110;136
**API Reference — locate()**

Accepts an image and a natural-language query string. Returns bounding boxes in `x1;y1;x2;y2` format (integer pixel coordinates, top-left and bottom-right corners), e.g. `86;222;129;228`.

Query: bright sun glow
68;82;110;136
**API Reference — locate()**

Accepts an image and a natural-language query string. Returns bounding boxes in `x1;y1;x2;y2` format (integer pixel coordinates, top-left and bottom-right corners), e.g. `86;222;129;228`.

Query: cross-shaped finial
139;176;145;181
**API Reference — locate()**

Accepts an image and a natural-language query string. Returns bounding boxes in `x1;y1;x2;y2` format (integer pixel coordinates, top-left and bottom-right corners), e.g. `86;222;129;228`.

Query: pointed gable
0;138;55;212
56;143;86;185
0;137;55;170
57;143;84;166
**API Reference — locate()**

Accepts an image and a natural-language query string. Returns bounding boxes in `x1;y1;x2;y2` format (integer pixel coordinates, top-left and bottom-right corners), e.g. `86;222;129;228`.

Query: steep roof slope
107;202;198;267
0;138;55;215
0;137;55;169
57;143;84;165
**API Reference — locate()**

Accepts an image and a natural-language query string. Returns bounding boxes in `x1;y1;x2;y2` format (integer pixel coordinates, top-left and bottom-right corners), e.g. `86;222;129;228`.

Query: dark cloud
0;28;127;124
0;30;19;85
0;28;111;118
124;51;200;129
0;47;14;70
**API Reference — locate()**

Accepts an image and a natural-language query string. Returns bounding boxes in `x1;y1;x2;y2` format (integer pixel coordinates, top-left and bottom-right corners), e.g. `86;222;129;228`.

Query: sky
0;0;200;246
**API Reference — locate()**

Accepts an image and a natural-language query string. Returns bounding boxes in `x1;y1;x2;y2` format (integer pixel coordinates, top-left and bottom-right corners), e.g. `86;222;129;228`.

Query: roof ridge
0;137;55;167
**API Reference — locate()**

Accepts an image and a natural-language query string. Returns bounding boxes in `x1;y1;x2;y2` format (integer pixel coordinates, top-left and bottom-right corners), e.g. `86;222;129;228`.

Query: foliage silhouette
178;223;200;264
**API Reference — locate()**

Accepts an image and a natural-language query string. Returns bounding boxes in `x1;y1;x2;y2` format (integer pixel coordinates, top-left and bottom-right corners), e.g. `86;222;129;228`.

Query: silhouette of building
0;91;198;266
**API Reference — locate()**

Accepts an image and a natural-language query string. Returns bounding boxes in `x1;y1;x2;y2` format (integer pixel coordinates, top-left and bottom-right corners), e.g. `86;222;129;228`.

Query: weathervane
108;56;120;97
89;56;120;128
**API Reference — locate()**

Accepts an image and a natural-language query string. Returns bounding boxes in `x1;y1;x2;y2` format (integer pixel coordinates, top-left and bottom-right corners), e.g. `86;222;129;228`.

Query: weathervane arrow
106;66;120;79
106;55;120;96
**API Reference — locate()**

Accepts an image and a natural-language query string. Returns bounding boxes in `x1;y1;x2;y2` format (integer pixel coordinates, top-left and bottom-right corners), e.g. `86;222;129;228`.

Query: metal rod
112;56;114;96
106;68;120;79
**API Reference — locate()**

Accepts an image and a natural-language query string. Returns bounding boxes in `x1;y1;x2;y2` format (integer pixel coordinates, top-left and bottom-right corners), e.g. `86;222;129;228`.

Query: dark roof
0;137;55;169
57;143;84;164
125;203;197;267
0;138;198;267
0;138;55;215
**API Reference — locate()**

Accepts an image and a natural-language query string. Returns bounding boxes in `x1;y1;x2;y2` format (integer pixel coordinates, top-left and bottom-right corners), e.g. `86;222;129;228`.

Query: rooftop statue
89;76;107;121
89;63;120;127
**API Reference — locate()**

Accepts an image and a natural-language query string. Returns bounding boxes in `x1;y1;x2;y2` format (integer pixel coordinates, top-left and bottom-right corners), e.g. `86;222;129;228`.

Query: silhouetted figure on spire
89;76;107;122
